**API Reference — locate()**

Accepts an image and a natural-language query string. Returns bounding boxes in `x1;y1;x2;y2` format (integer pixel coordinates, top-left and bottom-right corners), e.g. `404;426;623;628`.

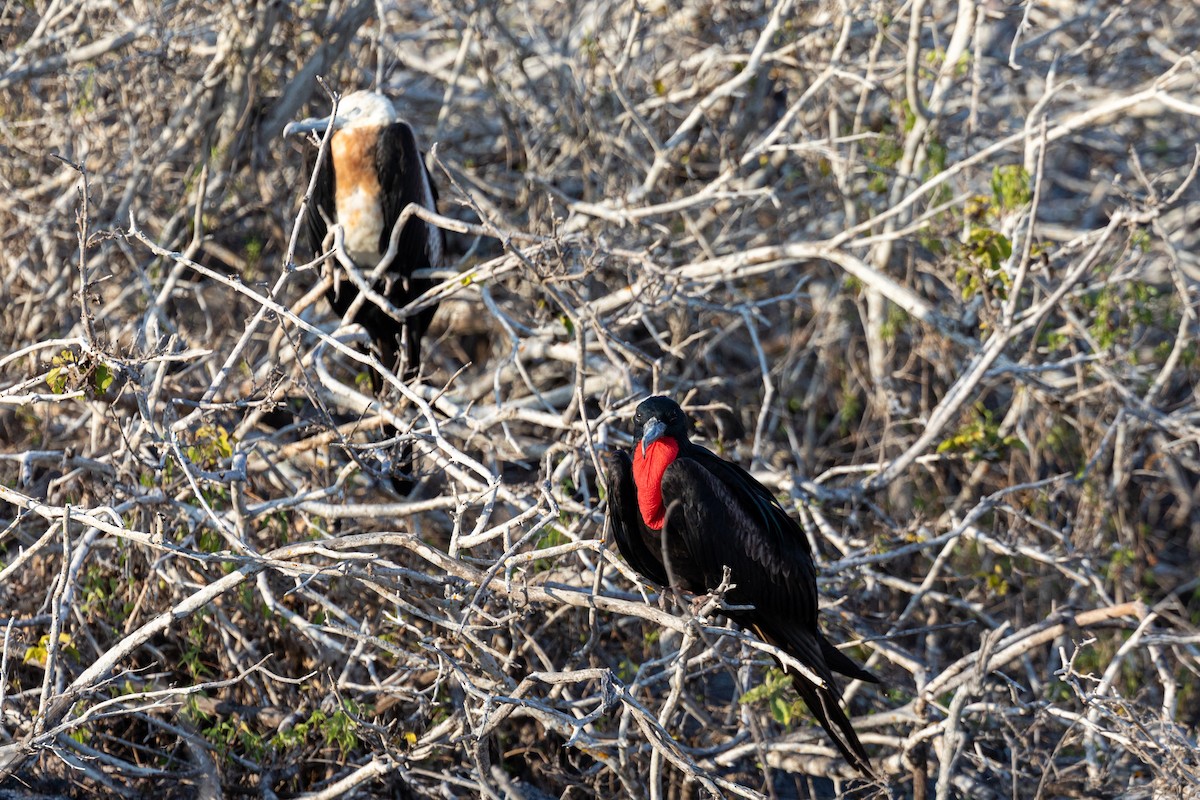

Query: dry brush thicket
1;1;1199;798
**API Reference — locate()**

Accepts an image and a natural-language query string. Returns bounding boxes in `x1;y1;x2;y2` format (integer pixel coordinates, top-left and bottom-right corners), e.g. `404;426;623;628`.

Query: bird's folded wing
661;457;819;627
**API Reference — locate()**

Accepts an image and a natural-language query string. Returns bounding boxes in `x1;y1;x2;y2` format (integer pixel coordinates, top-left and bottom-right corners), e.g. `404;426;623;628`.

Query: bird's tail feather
789;672;875;779
369;336;418;494
753;622;875;778
820;636;879;684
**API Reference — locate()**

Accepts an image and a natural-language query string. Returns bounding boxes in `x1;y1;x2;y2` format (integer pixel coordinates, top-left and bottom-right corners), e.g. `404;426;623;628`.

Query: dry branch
1;1;1199;798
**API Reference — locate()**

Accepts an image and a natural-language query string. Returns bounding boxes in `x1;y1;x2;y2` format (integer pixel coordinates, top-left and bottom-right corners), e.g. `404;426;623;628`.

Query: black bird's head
633;396;691;451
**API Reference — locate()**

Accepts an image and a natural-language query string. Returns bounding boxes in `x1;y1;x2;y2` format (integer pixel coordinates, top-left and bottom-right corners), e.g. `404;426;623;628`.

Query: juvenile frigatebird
284;89;445;387
284;90;446;490
603;396;877;777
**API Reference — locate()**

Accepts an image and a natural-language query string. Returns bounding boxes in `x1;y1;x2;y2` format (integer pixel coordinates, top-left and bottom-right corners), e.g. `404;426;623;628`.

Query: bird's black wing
601;450;670;586
375;121;445;378
686;449;878;684
663;454;818;626
688;446;812;553
662;457;876;777
302;145;336;265
376;121;444;275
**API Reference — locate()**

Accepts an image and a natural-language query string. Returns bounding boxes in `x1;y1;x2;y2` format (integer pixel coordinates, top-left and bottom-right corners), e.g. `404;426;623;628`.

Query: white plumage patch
331;126;386;267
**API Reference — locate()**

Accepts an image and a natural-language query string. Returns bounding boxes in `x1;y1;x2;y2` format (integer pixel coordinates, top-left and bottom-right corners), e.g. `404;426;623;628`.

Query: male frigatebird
603;396;877;777
284;89;445;387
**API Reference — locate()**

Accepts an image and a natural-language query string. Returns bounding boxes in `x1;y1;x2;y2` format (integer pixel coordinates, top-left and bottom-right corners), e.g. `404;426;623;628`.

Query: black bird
284;90;445;388
602;396;878;777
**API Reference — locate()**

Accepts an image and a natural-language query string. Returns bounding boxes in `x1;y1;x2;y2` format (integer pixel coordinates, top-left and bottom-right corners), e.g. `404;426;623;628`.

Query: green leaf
991;164;1031;210
769;694;792;725
46;367;67;395
93;364;113;395
47;349;76;394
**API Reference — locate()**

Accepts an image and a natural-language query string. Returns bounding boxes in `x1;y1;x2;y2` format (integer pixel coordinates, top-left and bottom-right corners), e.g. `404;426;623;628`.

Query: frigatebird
284;91;446;490
284;89;445;388
602;396;877;777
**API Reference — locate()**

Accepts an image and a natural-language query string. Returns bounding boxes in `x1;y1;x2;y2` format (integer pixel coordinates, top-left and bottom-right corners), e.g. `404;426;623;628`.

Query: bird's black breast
602;450;706;591
602;449;670;587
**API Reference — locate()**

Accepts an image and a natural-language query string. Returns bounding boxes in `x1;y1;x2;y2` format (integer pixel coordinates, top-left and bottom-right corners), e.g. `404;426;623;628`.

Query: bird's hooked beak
641;417;666;451
282;115;333;138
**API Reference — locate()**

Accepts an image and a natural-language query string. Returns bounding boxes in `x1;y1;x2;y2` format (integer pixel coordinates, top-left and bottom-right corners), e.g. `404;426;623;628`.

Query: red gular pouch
631;437;680;530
